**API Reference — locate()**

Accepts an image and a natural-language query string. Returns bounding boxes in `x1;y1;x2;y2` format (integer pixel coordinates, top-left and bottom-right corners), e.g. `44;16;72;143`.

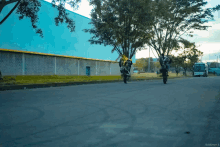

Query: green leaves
147;0;220;58
1;0;81;38
171;42;203;73
134;57;155;72
85;0;154;59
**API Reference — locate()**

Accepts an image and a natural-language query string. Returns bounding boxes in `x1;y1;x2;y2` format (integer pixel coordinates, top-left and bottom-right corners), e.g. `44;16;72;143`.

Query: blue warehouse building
0;0;135;76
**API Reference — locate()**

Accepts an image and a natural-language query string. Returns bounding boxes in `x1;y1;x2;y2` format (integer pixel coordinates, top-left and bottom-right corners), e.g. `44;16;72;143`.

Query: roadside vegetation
0;73;186;85
0;72;217;86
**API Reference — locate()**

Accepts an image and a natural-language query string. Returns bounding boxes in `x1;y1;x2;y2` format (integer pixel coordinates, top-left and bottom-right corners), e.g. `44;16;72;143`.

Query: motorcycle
120;66;131;84
159;55;172;84
160;62;168;84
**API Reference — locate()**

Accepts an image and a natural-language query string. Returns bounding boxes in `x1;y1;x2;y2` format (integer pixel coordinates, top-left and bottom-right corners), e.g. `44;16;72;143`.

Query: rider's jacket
119;59;132;67
119;54;132;67
126;59;133;67
159;56;171;66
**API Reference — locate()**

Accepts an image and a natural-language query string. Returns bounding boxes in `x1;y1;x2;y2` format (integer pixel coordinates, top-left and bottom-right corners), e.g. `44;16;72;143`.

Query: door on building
86;66;90;76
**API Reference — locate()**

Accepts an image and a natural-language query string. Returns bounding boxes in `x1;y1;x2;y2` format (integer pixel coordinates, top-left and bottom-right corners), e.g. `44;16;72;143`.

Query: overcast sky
45;0;220;63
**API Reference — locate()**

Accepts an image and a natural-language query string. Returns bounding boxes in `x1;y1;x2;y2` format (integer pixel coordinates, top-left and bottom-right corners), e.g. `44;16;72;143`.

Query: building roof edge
0;48;118;63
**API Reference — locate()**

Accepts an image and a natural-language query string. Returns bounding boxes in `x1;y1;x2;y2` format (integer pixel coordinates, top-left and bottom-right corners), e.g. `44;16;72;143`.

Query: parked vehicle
119;57;132;84
193;62;208;77
208;68;214;73
208;68;220;75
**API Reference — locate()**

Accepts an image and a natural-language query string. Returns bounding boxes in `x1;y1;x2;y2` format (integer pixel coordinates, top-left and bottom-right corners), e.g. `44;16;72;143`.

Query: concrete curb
0;76;189;91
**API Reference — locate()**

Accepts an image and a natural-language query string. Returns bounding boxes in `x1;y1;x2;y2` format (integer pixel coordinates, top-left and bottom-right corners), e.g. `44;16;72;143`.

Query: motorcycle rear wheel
163;76;167;84
123;74;127;84
162;70;167;84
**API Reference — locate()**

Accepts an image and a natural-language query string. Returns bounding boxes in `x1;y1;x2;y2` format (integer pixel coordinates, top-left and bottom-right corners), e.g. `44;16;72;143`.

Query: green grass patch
0;75;123;85
0;73;187;85
1;72;218;86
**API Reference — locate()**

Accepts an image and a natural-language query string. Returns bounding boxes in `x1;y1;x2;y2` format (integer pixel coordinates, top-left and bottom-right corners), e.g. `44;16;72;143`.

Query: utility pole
148;46;150;72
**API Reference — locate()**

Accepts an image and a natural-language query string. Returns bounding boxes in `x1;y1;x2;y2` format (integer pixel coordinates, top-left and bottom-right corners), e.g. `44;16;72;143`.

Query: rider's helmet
121;54;128;65
121;54;128;61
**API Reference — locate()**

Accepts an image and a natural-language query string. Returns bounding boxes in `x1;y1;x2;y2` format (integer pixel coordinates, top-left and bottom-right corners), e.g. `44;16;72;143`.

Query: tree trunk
184;69;187;76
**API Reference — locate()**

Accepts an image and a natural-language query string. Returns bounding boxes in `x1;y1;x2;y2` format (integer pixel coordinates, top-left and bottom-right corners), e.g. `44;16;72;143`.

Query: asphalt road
0;76;220;147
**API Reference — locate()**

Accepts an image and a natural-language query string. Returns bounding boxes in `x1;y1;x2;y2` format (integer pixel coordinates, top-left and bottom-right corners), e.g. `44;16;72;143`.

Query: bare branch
0;0;21;25
0;0;19;13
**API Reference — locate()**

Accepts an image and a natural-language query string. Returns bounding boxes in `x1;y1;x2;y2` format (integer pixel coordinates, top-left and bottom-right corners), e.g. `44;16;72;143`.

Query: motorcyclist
119;54;133;75
159;53;172;76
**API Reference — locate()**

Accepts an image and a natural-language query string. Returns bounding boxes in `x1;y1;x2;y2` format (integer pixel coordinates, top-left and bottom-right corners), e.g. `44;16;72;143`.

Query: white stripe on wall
110;62;111;75
54;57;57;75
22;53;25;75
78;59;79;75
96;61;97;75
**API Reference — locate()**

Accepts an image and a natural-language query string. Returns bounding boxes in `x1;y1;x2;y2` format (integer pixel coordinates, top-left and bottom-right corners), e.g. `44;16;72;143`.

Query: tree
173;43;203;76
154;61;161;69
84;0;154;61
186;44;203;74
133;57;154;72
133;58;148;72
170;55;182;76
154;61;161;73
0;0;81;38
146;57;154;72
144;0;220;66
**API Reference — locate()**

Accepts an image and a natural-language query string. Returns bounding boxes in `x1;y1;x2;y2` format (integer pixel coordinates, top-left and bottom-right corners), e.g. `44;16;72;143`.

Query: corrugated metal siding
24;54;55;75
56;57;78;75
0;52;22;75
98;62;108;75
0;50;133;76
110;62;121;75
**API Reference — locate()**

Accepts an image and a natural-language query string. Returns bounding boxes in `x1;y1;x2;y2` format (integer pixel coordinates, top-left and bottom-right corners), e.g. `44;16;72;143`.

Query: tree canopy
170;55;183;72
0;0;81;37
171;42;203;75
84;0;155;60
144;0;220;59
85;0;219;63
133;57;155;72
